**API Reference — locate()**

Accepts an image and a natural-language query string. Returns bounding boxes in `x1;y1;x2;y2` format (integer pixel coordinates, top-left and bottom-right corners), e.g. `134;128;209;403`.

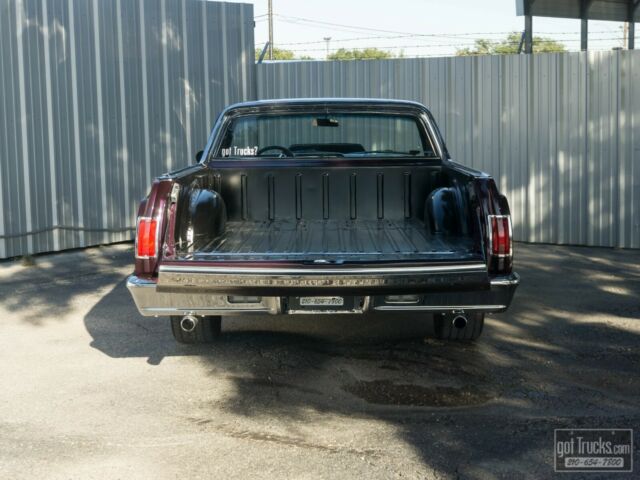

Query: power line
261;14;623;48
264;36;626;54
270;14;622;42
273;32;520;46
273;15;484;41
272;13;422;35
261;42;627;60
267;30;624;47
255;34;624;51
254;13;625;57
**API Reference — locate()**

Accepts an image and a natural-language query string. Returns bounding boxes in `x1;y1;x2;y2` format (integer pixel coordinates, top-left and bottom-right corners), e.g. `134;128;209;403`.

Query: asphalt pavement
1;242;639;479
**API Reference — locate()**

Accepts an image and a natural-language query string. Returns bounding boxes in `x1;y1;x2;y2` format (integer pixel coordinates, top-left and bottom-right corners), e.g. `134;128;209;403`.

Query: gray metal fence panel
0;0;254;259
256;52;640;248
2;4;638;258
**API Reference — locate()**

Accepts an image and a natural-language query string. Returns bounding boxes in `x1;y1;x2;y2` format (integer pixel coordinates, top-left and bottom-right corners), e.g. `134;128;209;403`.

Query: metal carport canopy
516;0;639;52
516;0;639;22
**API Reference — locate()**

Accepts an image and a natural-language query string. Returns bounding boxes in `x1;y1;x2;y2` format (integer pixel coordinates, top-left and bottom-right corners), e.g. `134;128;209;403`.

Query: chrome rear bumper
127;272;519;317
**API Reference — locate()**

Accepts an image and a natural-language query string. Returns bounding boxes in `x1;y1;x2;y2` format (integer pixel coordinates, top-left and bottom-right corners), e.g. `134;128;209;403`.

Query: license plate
299;296;344;307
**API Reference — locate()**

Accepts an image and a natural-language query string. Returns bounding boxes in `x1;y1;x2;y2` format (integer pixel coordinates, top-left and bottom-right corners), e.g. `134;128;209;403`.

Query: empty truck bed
189;219;480;263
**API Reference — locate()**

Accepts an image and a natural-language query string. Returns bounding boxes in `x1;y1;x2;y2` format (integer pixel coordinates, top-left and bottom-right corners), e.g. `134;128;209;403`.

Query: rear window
216;112;437;159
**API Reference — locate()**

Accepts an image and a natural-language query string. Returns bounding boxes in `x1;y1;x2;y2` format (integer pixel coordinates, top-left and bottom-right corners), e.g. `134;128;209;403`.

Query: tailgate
156;261;490;296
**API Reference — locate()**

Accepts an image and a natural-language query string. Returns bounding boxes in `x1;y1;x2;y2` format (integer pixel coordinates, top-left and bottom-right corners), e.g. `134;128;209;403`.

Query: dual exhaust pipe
451;313;468;329
180;315;199;333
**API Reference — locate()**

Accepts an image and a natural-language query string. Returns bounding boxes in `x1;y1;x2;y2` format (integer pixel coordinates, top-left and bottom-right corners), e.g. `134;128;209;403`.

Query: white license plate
299;296;344;307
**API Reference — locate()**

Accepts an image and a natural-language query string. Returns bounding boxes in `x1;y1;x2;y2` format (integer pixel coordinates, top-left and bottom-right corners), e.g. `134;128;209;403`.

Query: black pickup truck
128;99;519;343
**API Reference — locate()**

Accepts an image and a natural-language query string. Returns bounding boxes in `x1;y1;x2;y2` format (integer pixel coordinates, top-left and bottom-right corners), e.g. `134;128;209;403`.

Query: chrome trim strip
374;305;506;312
139;307;276;315
489;272;520;286
159;263;487;276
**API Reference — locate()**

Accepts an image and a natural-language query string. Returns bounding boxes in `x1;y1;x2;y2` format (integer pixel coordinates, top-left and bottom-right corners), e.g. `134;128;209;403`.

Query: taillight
136;217;159;259
488;215;512;257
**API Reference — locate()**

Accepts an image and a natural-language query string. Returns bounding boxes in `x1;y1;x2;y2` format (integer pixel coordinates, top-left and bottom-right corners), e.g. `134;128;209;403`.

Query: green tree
255;46;296;61
255;47;316;61
456;32;566;56
327;47;393;61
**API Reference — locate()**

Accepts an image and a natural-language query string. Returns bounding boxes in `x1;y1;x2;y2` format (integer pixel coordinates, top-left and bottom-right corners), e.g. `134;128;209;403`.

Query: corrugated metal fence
257;52;640;249
1;2;639;259
0;0;254;259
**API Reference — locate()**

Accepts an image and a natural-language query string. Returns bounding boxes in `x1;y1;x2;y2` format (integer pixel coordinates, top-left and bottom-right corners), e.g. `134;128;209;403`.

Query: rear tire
171;315;222;344
433;312;484;341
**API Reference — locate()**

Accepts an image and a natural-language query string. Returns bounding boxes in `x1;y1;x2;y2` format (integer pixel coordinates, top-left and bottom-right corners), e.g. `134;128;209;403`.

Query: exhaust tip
452;315;468;329
180;315;198;333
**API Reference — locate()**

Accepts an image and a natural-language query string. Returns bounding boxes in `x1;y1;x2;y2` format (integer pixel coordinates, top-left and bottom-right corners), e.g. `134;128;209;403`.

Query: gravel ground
0;242;639;479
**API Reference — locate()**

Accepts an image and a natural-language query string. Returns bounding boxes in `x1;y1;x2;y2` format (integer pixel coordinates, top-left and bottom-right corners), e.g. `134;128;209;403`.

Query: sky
224;0;632;58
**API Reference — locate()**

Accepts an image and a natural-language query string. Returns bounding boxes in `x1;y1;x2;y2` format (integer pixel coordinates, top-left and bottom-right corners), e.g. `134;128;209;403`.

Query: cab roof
223;98;430;113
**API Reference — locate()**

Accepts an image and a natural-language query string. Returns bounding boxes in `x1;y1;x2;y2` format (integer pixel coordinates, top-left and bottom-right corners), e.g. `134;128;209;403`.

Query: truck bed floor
189;219;479;263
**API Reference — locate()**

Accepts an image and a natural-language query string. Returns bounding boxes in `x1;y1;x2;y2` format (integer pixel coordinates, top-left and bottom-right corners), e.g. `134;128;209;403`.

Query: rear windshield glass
216;112;437;158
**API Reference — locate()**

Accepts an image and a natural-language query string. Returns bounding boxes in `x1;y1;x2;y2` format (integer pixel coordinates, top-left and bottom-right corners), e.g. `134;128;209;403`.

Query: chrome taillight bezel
487;214;513;259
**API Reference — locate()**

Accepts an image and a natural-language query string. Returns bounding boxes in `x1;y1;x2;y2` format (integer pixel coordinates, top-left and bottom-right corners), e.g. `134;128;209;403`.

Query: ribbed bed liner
190;219;479;263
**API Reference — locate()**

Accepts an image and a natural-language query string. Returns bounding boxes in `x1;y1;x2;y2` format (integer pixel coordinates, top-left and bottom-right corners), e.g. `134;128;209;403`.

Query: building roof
516;0;639;22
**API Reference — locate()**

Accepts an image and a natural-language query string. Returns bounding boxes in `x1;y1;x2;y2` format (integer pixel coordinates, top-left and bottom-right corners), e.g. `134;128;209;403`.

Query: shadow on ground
0;245;131;324
81;243;640;477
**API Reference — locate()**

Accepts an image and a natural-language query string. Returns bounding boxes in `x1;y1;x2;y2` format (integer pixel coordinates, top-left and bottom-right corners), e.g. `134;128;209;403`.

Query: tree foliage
456;32;566;56
255;46;296;61
327;47;395;61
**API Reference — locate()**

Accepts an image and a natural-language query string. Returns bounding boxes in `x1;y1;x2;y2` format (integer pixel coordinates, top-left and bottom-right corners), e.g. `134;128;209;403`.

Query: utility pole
627;0;638;50
268;0;273;60
523;0;532;54
623;22;629;49
579;0;591;51
324;37;331;59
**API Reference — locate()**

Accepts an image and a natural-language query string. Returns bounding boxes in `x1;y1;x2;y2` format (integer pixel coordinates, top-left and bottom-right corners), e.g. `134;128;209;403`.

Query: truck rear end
127;99;519;343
